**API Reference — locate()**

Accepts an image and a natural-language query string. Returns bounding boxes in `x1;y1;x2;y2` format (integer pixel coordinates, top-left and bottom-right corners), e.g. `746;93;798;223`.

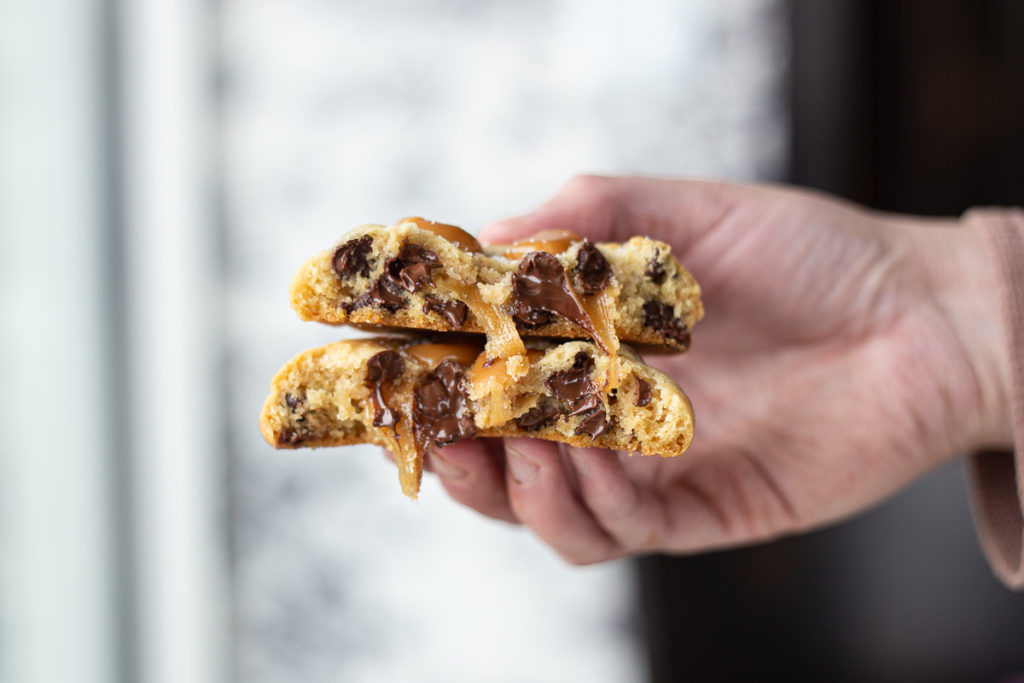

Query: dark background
638;2;1024;681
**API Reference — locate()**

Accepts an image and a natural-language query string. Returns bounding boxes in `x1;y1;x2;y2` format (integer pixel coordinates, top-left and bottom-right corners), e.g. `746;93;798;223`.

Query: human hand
427;176;1012;564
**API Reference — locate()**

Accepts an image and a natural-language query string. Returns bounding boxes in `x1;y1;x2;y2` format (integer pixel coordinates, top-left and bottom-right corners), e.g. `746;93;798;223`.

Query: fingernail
506;445;538;485
430;452;467;480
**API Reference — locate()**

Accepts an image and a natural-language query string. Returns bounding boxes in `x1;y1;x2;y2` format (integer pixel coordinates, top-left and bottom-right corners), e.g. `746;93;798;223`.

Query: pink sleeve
965;208;1024;590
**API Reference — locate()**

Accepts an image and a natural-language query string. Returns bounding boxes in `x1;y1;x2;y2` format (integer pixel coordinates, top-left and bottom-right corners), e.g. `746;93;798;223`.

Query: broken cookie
260;337;695;499
289;218;704;370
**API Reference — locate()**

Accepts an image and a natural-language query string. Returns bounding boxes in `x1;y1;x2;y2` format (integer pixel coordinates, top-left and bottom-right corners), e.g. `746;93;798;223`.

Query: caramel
502;229;582;259
468;348;543;428
581;289;620;389
398;216;482;253
469;349;544;388
406;342;483;369
439;275;526;362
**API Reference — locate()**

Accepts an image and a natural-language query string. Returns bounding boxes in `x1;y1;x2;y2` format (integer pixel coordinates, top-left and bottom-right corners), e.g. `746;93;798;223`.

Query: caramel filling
406;341;482;368
437;275;527;363
581;289;620;389
388;408;423;499
398;216;483;253
363;380;423;499
468;349;544;428
501;229;582;259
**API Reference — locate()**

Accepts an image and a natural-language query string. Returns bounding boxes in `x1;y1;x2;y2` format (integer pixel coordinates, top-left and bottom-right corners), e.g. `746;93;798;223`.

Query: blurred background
2;1;1022;682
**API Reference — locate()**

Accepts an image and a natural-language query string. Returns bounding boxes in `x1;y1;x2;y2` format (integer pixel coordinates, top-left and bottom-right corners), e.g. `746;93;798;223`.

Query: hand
428;176;1011;564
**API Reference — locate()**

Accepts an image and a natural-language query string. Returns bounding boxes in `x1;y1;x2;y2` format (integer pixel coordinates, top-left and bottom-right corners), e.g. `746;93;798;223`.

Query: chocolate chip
545;352;601;416
634;377;652;407
574;240;612;294
574;409;611;438
344;240;441;313
396;240;440;268
284;393;303;410
422;295;468;329
512;252;603;348
512;308;554;329
277;427;304;446
332;235;374;279
345;276;407;312
643;301;691;349
645;249;666;285
398;261;433;292
412;359;478;451
542;352;615;440
515;400;561;431
365;350;404;428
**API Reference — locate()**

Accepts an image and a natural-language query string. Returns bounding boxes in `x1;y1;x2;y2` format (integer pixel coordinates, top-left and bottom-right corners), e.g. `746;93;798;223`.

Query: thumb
479;174;741;253
479;174;620;245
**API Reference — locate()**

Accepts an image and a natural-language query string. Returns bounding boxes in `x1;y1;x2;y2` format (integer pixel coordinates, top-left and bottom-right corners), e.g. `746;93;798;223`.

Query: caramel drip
390;403;422;499
363;380;422;499
398;216;482;253
502;229;582;259
469;349;544;428
581;288;620;389
438;275;526;362
406;342;482;369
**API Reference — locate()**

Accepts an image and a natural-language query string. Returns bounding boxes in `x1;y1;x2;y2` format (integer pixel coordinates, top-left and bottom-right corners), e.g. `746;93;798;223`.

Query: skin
423;176;1013;565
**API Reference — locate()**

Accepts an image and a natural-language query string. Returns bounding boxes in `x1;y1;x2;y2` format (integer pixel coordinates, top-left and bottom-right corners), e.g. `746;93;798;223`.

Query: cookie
289;218;704;368
260;337;695;499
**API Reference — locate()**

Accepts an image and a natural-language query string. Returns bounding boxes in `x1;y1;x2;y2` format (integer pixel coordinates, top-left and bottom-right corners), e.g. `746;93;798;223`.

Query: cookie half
289;219;703;369
260;337;695;499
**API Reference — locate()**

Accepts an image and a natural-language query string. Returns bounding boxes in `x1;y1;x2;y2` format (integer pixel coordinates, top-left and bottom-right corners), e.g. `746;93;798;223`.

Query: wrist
894;218;1013;452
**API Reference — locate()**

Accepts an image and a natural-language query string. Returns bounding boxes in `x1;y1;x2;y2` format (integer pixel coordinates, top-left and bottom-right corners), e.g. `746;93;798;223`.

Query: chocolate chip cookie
289;218;704;364
260;338;695;499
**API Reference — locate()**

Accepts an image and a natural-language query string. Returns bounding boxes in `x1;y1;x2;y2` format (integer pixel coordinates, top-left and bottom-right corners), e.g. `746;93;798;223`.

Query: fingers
503;438;621;565
431;435;714;564
564;446;669;552
479;174;745;251
430;439;519;523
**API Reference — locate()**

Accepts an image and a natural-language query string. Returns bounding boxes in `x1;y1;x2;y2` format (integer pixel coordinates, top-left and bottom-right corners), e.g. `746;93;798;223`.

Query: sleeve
964;208;1024;590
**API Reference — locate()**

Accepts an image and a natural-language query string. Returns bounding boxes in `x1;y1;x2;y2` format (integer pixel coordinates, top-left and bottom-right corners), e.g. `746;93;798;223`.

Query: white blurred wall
0;3;118;683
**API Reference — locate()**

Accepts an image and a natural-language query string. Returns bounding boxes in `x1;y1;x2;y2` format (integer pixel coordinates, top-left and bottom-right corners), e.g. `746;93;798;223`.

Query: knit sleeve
964;208;1024;590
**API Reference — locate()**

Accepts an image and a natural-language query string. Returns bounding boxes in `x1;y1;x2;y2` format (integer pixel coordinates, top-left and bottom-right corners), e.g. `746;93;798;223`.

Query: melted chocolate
512;252;595;337
513;308;554;329
345;277;407;312
332;235;374;279
643;300;691;349
422;294;468;329
634;377;652;407
515;401;561;431
574;240;612;294
574;410;611;438
645;249;667;285
412;359;478;451
545;352;596;411
398;261;433;292
391;241;440;293
344;240;441;312
365;350;405;427
543;352;615;439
